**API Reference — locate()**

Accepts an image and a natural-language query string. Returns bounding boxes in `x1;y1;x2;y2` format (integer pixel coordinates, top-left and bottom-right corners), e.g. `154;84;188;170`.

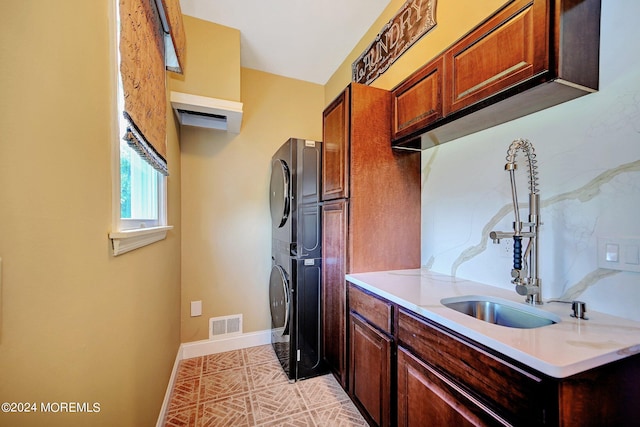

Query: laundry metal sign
352;0;437;85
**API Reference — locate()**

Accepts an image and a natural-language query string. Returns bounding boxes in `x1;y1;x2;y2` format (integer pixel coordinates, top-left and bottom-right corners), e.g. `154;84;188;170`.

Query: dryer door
269;264;290;336
270;159;290;228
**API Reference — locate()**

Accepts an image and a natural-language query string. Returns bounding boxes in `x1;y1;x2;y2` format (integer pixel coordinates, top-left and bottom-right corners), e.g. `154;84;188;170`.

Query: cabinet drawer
392;57;443;141
398;347;506;427
348;284;393;334
444;0;548;115
398;309;552;425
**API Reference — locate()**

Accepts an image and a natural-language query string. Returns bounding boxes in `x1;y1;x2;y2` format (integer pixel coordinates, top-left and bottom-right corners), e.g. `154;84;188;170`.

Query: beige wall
325;0;508;102
179;65;324;341
0;1;181;426
170;16;241;102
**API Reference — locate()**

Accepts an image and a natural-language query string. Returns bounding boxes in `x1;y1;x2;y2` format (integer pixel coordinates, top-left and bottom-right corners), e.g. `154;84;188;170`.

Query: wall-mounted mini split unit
209;314;243;340
170;91;243;133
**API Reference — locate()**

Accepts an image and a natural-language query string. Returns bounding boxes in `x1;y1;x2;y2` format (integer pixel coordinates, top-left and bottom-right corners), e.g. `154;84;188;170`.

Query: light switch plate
598;237;640;272
605;243;619;262
190;300;202;317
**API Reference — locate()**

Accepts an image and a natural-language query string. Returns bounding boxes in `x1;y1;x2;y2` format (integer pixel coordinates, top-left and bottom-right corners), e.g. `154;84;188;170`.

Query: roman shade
119;0;185;176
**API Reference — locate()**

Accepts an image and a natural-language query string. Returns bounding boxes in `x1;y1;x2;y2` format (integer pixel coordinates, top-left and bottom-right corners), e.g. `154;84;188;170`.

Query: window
109;0;172;256
118;116;165;231
118;135;164;231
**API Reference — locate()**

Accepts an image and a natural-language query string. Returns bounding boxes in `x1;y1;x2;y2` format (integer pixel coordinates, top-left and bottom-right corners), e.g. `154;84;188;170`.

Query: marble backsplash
420;1;640;321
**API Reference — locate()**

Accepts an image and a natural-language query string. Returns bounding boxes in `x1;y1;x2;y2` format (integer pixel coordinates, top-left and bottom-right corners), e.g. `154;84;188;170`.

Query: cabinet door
444;0;548;115
349;313;392;427
397;347;504;427
322;88;350;201
321;200;348;386
392;57;444;141
398;309;549;425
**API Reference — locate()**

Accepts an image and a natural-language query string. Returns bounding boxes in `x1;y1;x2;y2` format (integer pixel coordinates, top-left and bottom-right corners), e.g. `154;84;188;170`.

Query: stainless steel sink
440;295;560;329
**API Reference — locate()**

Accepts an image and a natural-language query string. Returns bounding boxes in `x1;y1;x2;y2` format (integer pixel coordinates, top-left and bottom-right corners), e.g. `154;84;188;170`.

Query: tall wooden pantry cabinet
320;82;421;390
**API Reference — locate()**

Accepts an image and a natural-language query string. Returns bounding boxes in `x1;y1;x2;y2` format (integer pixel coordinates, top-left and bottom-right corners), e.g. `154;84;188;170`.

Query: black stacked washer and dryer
269;138;326;381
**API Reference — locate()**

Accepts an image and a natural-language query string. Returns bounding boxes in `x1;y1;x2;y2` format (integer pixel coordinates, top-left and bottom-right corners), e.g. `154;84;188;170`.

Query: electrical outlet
498;239;512;259
504;239;512;257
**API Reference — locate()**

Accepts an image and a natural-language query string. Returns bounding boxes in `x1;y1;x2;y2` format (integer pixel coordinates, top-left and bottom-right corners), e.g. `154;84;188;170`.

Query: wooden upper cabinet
392;57;444;141
322;88;350;201
391;0;601;149
444;0;548;115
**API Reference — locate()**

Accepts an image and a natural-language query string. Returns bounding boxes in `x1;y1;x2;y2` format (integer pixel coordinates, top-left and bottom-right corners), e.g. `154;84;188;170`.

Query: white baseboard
156;345;184;427
156;329;271;426
181;329;271;359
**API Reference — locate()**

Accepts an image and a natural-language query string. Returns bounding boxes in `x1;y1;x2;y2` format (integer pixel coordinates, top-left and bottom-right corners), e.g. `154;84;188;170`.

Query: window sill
109;225;173;256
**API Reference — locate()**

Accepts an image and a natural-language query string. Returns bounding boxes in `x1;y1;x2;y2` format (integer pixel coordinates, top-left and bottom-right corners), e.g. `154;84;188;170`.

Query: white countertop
345;268;640;378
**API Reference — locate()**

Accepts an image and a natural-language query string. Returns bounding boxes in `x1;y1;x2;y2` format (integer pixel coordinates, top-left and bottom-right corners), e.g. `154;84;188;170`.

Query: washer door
269;264;290;336
270;159;290;228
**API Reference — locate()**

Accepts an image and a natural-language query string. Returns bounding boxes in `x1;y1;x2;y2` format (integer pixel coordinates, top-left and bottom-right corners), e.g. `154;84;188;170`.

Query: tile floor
163;344;369;426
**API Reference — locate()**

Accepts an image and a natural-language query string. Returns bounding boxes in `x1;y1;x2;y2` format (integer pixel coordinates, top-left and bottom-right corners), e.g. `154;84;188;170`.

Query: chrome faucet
489;139;542;305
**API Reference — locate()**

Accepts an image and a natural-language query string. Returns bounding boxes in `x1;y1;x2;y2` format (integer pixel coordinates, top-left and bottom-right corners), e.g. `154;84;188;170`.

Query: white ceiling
179;0;391;85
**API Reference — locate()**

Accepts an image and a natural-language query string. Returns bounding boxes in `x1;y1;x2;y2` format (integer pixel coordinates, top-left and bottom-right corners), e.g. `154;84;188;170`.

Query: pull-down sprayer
489;139;542;305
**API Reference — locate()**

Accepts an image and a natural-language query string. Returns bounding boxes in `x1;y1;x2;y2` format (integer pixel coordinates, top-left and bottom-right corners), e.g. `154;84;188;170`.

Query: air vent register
170;91;243;133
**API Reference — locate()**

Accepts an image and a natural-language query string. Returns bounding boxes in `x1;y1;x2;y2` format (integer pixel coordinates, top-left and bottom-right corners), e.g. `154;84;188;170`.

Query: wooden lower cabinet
347;284;394;426
397;308;640;427
346;283;640;427
349;313;392;427
397;347;505;427
398;309;550;425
